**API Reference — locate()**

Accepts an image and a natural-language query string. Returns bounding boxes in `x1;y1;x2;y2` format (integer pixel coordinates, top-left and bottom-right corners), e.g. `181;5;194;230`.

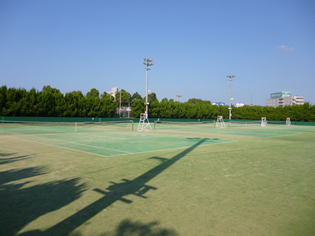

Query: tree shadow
0;152;34;165
0;153;87;236
0;166;47;186
21;138;207;235
100;219;179;236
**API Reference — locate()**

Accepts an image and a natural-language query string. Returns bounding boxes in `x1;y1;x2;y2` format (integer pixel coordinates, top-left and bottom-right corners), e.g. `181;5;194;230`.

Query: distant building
235;103;245;107
212;102;225;106
107;87;118;99
266;91;304;107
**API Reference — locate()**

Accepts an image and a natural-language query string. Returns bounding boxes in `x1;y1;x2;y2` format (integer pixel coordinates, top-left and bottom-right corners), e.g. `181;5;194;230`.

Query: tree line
0;85;314;121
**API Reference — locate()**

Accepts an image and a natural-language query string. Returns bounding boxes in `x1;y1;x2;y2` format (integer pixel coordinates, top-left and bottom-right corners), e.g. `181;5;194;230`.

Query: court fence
1;116;315;126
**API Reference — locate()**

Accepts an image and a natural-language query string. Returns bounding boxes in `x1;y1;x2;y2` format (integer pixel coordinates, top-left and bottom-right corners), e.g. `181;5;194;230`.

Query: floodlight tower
227;75;236;120
143;58;154;118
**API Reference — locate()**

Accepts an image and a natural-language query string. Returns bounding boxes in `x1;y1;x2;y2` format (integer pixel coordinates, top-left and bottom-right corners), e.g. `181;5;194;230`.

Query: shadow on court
0;153;87;236
99;219;179;236
20;138;207;235
0;152;33;165
68;219;179;236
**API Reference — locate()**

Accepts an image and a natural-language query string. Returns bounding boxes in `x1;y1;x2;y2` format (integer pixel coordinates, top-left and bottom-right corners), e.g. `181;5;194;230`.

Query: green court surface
154;123;300;137
0;121;134;135
11;132;234;157
1;121;315;236
204;128;298;137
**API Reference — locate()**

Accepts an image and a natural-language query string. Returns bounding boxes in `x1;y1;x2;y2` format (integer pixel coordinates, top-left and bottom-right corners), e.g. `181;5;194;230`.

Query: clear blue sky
1;0;314;105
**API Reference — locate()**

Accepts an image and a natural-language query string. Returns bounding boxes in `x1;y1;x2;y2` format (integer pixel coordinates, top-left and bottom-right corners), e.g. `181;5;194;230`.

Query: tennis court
154;121;301;137
1;120;315;236
8;132;234;157
0;121;234;157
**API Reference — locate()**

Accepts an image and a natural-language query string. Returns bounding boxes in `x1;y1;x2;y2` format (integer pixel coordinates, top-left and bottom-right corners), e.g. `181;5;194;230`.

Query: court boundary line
5;133;237;158
27;135;134;154
8;135;112;157
104;139;238;157
44;133;236;157
192;128;300;138
154;126;300;138
0;128;133;154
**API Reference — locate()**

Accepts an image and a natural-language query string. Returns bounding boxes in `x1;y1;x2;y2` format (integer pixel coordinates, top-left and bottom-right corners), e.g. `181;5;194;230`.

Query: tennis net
228;120;261;127
154;120;215;130
0;120;134;135
229;119;293;127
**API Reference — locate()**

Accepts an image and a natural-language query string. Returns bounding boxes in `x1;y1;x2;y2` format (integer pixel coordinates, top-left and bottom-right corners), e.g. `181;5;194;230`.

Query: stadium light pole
143;58;154;118
119;88;122;118
227;75;236;120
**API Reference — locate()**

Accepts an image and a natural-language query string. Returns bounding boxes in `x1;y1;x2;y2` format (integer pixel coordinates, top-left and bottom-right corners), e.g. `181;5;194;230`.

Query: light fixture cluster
143;58;154;68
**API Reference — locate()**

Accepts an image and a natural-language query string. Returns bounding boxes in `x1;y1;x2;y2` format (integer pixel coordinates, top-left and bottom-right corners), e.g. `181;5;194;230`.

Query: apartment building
266;91;304;107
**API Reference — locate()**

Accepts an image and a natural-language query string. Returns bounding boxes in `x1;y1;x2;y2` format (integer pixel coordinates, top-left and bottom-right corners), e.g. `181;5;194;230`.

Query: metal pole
119;88;121;118
128;101;131;118
227;75;235;120
146;68;149;117
229;78;232;120
143;58;153;119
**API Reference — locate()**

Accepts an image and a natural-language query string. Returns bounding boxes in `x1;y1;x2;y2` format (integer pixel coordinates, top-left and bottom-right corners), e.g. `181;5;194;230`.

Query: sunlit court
1;120;314;235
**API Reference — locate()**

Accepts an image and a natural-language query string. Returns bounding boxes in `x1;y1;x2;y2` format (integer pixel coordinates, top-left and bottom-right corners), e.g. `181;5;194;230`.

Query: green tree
187;98;211;104
86;88;100;98
131;99;145;118
100;92;113;100
19;88;37;116
42;85;61;94
131;92;142;101
116;89;132;106
0;86;8;115
1;85;315;121
148;93;158;102
35;86;63;116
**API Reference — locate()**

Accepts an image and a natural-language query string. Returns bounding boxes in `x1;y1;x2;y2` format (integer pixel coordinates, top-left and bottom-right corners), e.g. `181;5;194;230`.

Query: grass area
0;122;314;235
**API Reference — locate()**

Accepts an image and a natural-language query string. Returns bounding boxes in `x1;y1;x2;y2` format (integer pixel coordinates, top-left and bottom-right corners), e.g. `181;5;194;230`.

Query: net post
131;120;134;131
75;122;77;132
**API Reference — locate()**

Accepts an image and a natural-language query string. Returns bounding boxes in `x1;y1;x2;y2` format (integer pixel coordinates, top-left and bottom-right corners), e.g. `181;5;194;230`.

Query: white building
107;87;118;99
212;102;225;106
235;103;245;107
266;91;304;107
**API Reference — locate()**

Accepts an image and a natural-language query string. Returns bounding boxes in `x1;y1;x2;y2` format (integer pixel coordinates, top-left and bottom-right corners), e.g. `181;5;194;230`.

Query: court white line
267;132;302;138
32;135;134;154
0;128;133;154
1;127;237;158
8;135;112;158
74;132;173;141
103;140;239;157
